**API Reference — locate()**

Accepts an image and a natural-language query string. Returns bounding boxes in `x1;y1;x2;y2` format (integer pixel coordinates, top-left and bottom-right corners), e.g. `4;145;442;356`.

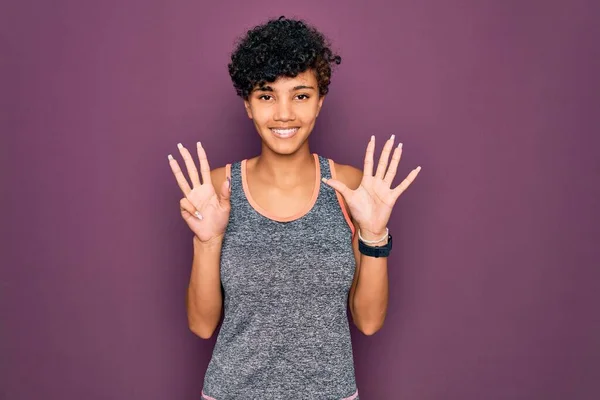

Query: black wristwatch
358;234;393;258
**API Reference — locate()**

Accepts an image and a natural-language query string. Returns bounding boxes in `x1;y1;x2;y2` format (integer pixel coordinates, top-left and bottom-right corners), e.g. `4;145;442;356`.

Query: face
244;69;325;155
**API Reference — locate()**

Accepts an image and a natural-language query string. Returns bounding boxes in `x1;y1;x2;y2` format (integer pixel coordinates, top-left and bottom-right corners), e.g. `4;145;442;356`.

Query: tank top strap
315;154;356;238
317;154;332;180
225;161;246;206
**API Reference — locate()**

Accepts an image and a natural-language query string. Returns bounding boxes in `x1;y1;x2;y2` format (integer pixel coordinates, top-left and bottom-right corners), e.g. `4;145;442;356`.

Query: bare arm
186;166;228;339
325;137;420;336
336;163;389;336
187;233;224;339
349;218;389;335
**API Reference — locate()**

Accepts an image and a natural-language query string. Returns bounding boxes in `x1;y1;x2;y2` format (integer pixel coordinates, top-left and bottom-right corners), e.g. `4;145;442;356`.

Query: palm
168;142;231;243
324;135;421;236
181;186;230;242
344;177;394;234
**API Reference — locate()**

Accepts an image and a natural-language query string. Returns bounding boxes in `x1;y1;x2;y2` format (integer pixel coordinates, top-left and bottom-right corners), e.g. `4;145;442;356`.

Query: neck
253;145;315;189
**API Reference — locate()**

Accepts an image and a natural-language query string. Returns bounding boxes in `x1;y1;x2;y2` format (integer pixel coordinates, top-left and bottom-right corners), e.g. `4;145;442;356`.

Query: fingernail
177;143;183;149
398;142;403;149
194;211;203;220
371;135;375;141
197;141;202;147
391;134;395;141
227;176;231;189
321;177;328;183
168;154;174;161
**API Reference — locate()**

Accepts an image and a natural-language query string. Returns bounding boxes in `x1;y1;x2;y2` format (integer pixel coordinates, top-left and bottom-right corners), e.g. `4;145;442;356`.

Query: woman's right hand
168;142;231;243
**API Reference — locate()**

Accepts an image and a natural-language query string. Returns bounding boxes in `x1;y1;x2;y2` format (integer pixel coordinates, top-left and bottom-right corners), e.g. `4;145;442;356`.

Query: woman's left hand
322;135;421;240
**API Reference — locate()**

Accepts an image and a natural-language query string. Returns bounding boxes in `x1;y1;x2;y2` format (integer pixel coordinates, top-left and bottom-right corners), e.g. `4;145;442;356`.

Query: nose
273;98;296;122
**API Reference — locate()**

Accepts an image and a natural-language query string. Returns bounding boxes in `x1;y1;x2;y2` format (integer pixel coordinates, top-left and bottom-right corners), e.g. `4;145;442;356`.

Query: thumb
219;176;232;206
321;177;351;198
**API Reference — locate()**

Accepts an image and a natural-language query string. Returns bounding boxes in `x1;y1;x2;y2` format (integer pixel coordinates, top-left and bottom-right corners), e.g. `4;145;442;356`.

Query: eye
258;95;273;101
296;94;310;100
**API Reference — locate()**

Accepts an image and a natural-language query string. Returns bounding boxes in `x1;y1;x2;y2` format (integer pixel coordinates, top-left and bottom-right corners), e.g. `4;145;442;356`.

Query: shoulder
330;160;362;190
209;164;231;193
210;165;227;182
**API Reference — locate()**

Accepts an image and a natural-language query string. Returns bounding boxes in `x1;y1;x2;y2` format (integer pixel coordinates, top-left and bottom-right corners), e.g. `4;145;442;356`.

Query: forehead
258;70;317;90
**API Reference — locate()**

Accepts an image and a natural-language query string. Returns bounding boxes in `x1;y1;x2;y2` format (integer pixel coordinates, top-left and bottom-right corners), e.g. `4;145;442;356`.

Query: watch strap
358;234;393;258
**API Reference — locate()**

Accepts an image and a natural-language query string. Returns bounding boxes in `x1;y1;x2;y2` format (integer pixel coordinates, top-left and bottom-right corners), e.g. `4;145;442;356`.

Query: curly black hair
228;16;342;99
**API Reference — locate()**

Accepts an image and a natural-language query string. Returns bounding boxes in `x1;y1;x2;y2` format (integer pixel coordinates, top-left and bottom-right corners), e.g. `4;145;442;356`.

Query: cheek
252;109;272;126
298;105;319;122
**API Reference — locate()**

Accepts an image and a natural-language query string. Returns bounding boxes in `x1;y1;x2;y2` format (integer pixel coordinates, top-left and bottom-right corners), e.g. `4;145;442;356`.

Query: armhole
328;159;356;238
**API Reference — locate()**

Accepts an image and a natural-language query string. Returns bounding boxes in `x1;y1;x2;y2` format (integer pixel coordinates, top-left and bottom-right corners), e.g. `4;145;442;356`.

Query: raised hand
168;142;231;243
322;135;421;239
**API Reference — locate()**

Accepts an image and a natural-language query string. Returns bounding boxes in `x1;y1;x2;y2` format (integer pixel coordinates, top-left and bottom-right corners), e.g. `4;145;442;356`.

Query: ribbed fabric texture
201;154;359;400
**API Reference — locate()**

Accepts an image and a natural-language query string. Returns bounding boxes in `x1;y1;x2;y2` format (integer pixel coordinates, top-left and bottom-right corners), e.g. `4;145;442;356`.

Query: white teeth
271;128;298;137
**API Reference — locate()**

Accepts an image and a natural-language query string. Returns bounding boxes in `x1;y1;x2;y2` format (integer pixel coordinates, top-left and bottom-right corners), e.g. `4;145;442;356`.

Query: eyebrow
255;85;316;92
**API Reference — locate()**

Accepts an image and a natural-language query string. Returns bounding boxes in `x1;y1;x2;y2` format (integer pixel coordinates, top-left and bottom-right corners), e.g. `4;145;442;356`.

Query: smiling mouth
270;128;299;138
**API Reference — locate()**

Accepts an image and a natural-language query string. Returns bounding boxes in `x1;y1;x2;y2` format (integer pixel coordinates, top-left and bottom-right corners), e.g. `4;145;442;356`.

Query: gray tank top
201;154;359;400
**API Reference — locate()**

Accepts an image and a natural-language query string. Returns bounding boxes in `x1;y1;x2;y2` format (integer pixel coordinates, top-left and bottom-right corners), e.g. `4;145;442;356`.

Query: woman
168;16;421;400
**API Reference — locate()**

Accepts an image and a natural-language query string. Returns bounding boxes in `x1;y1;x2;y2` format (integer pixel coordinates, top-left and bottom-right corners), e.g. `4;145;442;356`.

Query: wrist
193;234;224;251
358;227;388;243
358;232;393;257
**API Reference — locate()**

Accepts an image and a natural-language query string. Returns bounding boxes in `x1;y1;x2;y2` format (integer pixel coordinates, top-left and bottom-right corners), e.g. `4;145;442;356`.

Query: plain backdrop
2;0;599;399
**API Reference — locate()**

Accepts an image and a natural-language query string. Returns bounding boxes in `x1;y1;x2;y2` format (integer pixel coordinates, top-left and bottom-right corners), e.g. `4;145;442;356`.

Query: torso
201;154;360;400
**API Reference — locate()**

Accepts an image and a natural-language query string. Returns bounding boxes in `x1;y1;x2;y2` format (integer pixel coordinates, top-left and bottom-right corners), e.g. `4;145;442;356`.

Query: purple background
2;1;599;399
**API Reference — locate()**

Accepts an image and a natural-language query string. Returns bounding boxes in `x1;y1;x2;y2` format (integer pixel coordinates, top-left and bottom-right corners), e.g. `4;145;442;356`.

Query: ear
244;99;253;120
316;95;325;118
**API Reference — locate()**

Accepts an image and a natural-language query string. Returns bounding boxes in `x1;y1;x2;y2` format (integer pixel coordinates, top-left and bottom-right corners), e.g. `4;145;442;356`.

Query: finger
383;142;403;186
375;134;395;180
391;166;422;200
180;209;194;220
322;177;352;198
219;176;232;207
196;142;212;186
177;143;201;188
363;135;376;177
180;197;202;220
168;154;192;195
